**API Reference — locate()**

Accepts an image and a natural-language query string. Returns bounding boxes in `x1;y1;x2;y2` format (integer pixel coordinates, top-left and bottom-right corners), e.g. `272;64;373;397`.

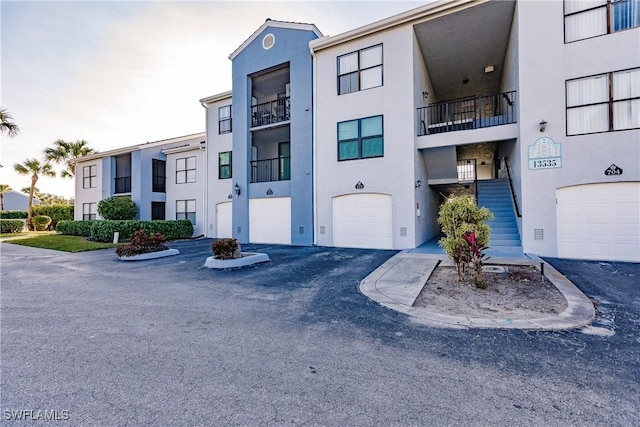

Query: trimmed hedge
32;204;73;229
0;211;28;219
89;220;193;243
0;219;25;234
56;220;94;237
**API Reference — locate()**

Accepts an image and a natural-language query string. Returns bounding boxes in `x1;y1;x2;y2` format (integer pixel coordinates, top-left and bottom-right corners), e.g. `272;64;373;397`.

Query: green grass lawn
6;234;118;252
0;231;56;239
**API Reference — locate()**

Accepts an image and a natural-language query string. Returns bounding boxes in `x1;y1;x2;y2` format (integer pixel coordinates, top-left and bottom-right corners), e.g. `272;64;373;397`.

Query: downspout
310;45;318;245
200;101;210;238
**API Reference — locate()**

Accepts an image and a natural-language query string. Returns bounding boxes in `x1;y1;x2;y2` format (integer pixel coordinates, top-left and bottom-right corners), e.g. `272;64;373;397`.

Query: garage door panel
216;202;232;239
332;193;393;249
557;182;639;262
250;198;291;244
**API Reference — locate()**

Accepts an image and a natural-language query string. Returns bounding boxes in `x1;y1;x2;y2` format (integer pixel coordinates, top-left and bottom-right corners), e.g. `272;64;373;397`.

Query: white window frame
176;156;196;184
82;202;97;220
337;44;383;95
82;165;97;189
176;199;196;224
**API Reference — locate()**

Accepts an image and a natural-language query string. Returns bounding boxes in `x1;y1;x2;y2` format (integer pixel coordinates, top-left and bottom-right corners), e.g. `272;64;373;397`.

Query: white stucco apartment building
75;0;639;262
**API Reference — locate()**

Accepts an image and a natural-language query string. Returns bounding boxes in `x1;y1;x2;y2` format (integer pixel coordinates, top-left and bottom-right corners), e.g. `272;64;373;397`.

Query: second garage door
332;193;393;249
215;202;232;239
249;197;291;244
557;182;639;262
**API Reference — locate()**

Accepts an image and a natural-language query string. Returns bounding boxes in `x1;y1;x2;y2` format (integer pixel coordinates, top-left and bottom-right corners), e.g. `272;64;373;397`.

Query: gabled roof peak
229;19;323;60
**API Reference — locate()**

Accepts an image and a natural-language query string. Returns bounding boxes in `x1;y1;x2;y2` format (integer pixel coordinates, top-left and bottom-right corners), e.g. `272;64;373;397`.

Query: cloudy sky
1;0;424;198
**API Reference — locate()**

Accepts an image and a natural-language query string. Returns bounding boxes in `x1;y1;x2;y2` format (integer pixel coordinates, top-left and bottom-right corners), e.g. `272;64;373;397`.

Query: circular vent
262;33;275;50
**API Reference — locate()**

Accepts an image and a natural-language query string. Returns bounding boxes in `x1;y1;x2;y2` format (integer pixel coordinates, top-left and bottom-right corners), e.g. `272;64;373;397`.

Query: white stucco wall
314;25;418;249
204;95;234;238
517;0;640;257
165;147;206;236
74;159;103;220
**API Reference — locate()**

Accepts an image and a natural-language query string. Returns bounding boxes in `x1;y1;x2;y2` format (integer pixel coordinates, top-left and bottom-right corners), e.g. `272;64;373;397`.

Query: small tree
0;184;12;211
97;197;137;220
13;159;56;230
0;108;19;137
438;194;493;284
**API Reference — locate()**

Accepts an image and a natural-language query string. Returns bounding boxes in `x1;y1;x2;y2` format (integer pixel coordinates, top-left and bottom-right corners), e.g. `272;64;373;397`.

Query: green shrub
116;230;168;257
32;215;52;231
0;210;28;219
90;220;193;243
438;194;493;283
56;220;94;236
0;219;25;233
32;204;73;229
97;197;138;220
211;238;240;260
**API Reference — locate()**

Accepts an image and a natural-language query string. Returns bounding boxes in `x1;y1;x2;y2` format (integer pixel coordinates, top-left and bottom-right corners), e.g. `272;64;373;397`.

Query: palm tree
13;159;56;229
0;184;12;211
44;139;96;178
0;108;20;137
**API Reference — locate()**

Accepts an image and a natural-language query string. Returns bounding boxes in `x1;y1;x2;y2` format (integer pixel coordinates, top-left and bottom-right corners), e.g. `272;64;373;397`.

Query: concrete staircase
477;179;521;247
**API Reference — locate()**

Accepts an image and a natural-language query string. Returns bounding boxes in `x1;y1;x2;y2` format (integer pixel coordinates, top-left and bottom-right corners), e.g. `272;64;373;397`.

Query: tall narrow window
83;202;97;220
114;154;131;193
83;165;97;189
219;105;232;134
152;159;166;193
337;115;384;161
567;67;640;135
338;44;383;95
176;156;196;184
176;199;196;224
218;151;232;179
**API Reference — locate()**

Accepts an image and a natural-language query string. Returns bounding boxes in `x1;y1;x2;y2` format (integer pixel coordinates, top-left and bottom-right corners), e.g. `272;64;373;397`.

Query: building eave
309;0;484;53
200;90;233;107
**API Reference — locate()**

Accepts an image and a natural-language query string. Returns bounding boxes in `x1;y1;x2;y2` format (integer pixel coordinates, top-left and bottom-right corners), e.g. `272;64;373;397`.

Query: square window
337;44;383;95
337;115;383;161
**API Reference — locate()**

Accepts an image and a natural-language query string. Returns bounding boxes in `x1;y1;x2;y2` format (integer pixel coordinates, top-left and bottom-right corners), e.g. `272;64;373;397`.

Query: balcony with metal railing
251;97;290;128
250;156;291;183
418;91;517;136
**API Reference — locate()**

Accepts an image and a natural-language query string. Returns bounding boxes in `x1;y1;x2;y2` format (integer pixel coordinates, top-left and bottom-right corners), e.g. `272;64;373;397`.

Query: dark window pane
338;140;359;160
362;137;384;158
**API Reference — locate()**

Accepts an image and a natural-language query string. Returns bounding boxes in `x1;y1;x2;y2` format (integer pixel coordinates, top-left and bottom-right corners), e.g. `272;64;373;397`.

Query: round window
262;33;275;50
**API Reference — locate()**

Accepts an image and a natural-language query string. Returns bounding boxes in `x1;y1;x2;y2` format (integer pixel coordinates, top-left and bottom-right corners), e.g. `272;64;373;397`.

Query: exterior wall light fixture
233;183;241;196
415;179;422;188
539;120;547;132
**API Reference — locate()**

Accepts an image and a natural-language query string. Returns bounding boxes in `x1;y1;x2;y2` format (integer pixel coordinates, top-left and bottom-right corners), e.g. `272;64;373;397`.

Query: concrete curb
360;252;595;330
118;248;180;261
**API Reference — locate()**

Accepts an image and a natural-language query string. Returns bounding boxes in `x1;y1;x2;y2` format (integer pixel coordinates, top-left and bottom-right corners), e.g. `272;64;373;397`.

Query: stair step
489;239;522;247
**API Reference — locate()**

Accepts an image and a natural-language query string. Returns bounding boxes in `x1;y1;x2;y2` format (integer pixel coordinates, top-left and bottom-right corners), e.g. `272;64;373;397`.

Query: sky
0;0;425;198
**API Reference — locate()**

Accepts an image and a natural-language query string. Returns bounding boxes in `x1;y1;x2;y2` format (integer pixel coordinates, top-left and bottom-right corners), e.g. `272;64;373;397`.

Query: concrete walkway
360;251;595;330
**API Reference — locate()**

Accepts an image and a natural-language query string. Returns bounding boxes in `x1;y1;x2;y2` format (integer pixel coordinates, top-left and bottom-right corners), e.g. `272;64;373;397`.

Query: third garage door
332;193;393;249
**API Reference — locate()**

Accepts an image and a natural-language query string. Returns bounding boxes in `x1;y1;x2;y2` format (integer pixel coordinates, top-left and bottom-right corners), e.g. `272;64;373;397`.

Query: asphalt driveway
1;240;638;426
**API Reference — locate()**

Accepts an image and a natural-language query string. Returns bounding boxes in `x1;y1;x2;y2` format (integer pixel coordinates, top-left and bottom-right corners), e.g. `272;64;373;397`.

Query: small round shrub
32;215;52;231
97;197;137;220
211;238;240;260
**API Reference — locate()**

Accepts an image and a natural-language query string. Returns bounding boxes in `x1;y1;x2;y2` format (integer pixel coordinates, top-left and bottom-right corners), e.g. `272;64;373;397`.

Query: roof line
230;19;323;60
309;0;484;53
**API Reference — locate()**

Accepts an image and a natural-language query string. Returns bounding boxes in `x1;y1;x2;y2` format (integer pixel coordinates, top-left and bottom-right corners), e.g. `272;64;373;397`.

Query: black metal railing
250;156;291;183
251;97;290;127
418;91;517;136
499;156;521;217
114;176;131;193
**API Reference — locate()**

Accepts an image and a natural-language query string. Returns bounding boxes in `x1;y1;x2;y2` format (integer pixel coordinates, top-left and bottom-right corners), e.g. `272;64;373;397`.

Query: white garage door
249;197;291;244
332;193;393;249
557;182;640;262
215;202;232;239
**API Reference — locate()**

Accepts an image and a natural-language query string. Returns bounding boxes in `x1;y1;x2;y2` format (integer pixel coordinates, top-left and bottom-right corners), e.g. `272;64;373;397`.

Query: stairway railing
499;157;521;218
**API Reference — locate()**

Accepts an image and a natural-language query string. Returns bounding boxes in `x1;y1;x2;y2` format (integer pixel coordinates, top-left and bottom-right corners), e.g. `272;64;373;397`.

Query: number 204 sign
528;137;562;170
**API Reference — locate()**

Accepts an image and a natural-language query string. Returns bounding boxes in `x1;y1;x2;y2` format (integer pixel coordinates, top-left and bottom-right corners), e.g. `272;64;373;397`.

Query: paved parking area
1;240;638;425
